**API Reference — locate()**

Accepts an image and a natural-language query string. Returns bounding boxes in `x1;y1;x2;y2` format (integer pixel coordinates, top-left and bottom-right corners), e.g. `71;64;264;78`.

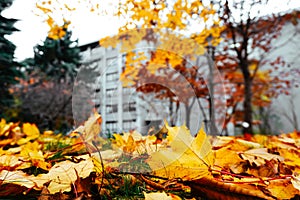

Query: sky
2;0;300;61
2;0;123;61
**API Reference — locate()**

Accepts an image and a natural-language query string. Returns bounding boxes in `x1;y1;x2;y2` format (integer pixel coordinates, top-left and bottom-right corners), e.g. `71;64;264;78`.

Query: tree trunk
185;103;190;129
207;49;218;135
242;68;253;134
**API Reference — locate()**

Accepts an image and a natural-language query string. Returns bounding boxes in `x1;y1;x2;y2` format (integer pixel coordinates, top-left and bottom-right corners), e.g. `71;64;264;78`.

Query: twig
92;141;105;194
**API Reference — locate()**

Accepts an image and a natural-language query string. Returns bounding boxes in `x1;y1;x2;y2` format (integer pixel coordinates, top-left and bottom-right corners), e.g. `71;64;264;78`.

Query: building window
106;71;119;82
106;121;118;132
107;57;117;68
106;104;118;113
123;87;133;95
123;119;136;130
106;87;116;97
123;102;136;112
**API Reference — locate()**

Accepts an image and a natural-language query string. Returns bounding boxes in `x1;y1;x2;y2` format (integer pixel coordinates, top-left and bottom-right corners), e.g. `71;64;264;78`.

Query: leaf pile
1;114;300;199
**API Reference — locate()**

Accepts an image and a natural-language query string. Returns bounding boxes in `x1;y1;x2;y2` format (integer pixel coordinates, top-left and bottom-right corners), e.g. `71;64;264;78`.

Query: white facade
79;44;170;135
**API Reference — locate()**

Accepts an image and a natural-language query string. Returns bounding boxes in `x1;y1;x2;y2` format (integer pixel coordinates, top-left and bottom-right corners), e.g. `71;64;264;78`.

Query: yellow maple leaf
214;146;244;170
19;141;50;170
17;123;40;145
146;125;214;180
267;179;300;199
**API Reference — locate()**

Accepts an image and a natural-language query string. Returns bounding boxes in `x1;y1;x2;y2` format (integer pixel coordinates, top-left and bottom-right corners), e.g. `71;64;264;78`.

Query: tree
214;0;300;134
14;20;81;131
100;0;226;135
33;21;80;81
0;0;22;118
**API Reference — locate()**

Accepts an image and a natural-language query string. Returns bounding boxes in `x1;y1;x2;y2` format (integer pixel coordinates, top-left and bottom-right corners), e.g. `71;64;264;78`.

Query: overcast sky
2;0;300;61
3;0;122;61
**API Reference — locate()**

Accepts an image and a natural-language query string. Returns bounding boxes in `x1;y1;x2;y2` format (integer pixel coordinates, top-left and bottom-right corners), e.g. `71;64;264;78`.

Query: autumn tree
100;0;226;135
0;0;22;118
213;0;300;134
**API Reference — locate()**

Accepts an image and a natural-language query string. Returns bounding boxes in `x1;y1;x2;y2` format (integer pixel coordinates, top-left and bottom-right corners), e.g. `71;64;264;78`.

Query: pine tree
0;0;22;115
33;22;80;81
17;22;81;131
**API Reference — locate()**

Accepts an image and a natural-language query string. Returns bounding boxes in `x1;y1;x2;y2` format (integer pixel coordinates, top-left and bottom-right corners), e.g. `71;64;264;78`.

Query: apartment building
78;42;170;135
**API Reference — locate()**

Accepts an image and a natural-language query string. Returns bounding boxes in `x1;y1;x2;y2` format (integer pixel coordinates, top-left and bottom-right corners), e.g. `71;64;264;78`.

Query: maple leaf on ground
71;111;102;152
239;148;284;167
266;178;300;199
0;154;30;170
17;123;40;145
188;176;275;200
0;170;48;192
213;146;246;174
20;141;51;170
146;125;214;180
73;111;102;142
46;157;95;194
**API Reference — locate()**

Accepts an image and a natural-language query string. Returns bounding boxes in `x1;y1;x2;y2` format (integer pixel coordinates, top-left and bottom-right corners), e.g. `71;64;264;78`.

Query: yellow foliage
147;125;214;180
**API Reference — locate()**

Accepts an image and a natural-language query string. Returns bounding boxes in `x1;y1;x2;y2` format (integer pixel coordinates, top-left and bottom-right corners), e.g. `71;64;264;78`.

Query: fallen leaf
266;178;299;199
17;123;40;145
47;157;94;194
239;148;283;167
291;174;300;192
0;170;48;190
144;191;181;200
147;125;214;180
73;112;102;144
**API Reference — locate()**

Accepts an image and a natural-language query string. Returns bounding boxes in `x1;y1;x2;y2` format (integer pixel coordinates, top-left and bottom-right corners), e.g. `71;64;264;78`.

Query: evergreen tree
0;0;22;116
16;22;81;131
33;22;80;81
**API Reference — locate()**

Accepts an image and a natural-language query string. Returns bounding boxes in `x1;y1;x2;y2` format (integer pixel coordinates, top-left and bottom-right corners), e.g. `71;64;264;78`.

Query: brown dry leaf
239;148;283;167
47;157;94;194
73;112;102;144
73;170;94;195
38;186;70;200
146;125;214;180
190;176;275;200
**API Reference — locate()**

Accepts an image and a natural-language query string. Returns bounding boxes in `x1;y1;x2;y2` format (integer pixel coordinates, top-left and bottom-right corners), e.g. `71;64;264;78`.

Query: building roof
79;41;100;51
